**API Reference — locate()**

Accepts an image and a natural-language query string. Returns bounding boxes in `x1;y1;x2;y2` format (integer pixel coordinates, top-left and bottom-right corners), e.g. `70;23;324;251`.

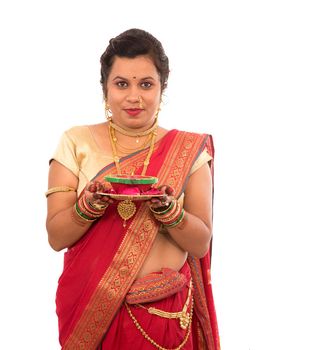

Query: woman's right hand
84;181;113;210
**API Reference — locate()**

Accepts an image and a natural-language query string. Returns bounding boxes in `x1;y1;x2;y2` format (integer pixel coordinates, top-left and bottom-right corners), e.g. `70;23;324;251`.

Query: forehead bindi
109;56;159;81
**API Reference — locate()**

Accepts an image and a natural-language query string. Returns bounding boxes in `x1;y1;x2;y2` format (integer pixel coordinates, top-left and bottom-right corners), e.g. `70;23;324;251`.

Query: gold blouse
51;126;212;196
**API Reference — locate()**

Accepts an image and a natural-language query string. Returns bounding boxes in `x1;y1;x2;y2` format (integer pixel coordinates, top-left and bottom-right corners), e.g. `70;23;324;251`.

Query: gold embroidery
64;132;209;349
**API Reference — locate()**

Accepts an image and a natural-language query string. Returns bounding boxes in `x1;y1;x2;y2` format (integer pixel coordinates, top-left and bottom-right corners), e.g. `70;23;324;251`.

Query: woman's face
106;55;161;131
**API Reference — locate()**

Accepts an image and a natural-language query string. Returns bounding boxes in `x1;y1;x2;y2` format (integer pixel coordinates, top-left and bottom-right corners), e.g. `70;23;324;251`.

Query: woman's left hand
147;185;175;210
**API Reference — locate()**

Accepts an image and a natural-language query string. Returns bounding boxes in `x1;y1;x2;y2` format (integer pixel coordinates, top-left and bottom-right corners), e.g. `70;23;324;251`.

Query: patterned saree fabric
55;129;220;349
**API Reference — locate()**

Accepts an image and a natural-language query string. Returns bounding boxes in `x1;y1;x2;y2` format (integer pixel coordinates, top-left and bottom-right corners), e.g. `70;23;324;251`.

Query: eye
141;81;152;89
116;81;128;88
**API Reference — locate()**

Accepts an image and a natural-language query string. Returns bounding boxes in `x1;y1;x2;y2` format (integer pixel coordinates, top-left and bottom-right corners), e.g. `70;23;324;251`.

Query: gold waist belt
124;280;193;350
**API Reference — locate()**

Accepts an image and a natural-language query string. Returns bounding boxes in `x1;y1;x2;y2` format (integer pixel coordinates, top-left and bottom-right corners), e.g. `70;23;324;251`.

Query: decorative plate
104;175;159;193
97;193;165;201
104;175;158;185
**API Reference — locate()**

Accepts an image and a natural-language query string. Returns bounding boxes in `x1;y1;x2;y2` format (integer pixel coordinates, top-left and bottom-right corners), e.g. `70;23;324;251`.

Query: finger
93;193;102;200
100;196;111;203
160;195;169;205
150;198;161;205
87;183;97;193
159;185;167;194
93;181;103;192
166;186;175;196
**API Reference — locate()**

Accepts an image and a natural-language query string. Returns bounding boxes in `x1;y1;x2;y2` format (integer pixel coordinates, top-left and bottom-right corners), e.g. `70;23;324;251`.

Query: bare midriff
136;231;188;279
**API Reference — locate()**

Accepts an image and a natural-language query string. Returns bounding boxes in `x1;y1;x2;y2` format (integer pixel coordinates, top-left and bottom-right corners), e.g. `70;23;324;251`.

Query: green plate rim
104;175;158;185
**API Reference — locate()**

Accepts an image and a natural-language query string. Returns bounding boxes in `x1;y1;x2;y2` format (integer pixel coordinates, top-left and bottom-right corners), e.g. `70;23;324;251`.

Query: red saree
56;129;220;349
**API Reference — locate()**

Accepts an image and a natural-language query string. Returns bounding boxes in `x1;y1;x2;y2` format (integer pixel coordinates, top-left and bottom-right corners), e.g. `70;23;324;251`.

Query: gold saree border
64;206;158;349
156;132;208;194
188;256;217;349
63;131;208;349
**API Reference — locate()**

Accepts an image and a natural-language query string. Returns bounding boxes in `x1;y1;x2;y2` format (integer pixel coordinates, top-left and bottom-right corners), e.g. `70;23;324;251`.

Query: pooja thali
97;193;166;201
101;174;164;201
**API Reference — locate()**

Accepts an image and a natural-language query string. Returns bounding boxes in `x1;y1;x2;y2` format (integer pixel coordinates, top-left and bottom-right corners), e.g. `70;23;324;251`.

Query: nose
126;85;140;103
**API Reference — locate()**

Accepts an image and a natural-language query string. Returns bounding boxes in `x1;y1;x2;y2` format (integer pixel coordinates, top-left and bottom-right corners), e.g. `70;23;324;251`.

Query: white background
0;0;325;349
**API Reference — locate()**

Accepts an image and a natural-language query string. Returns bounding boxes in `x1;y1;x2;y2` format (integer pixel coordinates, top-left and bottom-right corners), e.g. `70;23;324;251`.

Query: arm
46;160;110;251
168;162;213;258
155;162;213;258
46;160;92;251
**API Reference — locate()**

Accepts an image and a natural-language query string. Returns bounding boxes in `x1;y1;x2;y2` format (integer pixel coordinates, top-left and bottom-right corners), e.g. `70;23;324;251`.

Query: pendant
117;200;137;227
179;311;190;330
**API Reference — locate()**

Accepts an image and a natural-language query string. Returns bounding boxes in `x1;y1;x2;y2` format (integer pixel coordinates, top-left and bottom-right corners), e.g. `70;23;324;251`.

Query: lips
124;109;143;116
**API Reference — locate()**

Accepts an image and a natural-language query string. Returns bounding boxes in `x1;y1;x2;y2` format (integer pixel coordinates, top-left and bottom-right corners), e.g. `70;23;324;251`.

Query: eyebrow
112;75;156;81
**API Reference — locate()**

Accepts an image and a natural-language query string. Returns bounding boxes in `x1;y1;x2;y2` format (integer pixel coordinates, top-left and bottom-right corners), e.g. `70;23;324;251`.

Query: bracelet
71;207;88;226
149;200;175;215
78;197;102;219
45;186;76;198
75;202;97;222
78;194;108;219
164;208;185;228
155;202;182;225
81;196;106;217
151;197;186;229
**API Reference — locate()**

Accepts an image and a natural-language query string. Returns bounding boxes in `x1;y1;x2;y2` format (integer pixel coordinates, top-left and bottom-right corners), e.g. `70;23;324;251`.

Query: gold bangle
165;209;185;228
45;186;76;198
154;202;180;222
75;202;97;222
150;200;175;215
71;207;88;227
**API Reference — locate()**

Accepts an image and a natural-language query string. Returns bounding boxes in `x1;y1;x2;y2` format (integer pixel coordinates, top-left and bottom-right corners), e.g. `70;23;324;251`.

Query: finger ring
91;202;107;210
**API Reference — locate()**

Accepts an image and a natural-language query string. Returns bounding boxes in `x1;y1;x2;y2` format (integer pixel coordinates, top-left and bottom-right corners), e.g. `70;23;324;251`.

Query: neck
109;118;158;138
108;120;158;176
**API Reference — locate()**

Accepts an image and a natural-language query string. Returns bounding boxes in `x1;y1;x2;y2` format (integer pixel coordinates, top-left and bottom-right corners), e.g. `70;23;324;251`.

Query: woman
46;28;220;350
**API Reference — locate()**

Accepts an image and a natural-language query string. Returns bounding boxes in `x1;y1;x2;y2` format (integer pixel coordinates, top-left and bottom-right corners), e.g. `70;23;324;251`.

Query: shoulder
172;128;212;139
173;129;214;160
62;125;91;140
171;129;213;149
61;123;106;147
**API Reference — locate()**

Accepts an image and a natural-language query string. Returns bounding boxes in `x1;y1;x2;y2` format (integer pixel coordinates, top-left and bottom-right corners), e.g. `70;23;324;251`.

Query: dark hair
100;28;169;98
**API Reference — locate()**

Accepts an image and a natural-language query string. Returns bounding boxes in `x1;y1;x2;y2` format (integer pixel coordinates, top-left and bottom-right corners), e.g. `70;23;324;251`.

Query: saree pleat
101;262;194;349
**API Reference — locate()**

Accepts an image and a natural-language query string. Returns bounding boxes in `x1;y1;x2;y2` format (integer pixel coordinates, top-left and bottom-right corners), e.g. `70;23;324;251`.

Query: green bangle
150;200;175;215
75;202;97;222
165;209;185;228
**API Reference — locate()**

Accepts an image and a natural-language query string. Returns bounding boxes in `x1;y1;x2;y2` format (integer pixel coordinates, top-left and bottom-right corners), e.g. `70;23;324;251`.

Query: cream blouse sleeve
51;131;79;177
176;149;212;208
189;149;212;175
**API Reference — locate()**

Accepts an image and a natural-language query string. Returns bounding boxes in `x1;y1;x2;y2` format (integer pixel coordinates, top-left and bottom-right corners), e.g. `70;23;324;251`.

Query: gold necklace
108;120;157;176
115;134;152;155
108;120;158;226
109;117;158;143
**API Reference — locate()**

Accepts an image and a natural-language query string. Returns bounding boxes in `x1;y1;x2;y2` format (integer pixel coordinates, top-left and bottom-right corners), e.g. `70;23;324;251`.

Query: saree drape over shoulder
55;129;220;349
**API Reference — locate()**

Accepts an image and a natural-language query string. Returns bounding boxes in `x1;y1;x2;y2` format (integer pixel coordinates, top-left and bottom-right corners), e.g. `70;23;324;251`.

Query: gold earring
154;106;161;121
138;96;144;109
105;103;112;120
154;99;163;120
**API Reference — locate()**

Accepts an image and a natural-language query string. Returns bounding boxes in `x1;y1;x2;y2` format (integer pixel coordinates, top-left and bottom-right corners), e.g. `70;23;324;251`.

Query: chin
126;117;154;129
